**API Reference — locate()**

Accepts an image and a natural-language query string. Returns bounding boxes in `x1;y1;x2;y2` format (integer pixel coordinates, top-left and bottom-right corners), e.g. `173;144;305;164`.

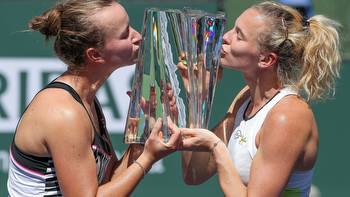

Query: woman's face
95;2;141;68
221;8;267;73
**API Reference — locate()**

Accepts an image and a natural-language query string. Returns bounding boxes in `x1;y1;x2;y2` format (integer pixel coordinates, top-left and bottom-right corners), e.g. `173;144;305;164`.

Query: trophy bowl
124;8;226;144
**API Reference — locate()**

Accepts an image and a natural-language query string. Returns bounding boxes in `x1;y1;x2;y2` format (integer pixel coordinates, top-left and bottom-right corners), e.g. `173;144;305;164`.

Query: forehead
235;8;267;39
91;2;129;34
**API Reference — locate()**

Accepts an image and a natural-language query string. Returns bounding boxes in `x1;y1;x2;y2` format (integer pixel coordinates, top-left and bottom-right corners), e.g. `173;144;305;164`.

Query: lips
134;45;140;53
221;47;227;57
134;46;140;57
131;48;140;63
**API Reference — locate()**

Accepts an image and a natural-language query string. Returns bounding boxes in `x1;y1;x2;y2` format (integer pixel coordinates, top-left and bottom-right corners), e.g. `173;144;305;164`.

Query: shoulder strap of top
45;81;98;133
45;81;84;105
94;98;107;136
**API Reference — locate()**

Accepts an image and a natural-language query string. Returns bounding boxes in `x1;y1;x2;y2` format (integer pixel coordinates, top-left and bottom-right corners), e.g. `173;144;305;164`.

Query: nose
222;30;232;45
131;27;142;45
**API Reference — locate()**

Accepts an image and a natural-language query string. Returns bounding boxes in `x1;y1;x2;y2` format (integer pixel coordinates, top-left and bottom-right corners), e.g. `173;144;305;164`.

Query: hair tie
302;18;310;29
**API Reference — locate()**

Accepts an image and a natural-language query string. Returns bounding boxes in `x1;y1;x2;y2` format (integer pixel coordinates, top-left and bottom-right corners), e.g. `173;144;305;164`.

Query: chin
220;61;237;70
220;59;229;68
122;57;137;66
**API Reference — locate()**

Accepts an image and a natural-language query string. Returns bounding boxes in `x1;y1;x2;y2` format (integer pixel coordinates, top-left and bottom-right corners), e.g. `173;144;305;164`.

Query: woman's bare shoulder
271;95;313;120
15;88;92;156
263;95;314;139
27;88;85;121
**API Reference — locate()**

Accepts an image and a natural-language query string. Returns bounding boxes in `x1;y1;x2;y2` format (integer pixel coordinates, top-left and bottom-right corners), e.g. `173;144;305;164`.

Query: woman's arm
47;99;179;197
110;144;144;181
181;86;249;185
45;102;101;197
100;118;180;197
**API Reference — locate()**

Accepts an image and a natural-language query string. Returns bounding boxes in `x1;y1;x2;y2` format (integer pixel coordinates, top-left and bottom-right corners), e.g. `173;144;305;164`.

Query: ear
258;52;278;69
86;48;105;64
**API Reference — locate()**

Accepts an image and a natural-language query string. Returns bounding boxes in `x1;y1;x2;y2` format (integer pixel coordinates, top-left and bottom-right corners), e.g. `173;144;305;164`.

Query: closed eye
120;25;130;39
235;26;245;41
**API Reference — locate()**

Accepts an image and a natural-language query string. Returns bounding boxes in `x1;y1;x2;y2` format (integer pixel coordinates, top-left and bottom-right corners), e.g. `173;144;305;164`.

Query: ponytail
252;1;342;101
300;15;341;101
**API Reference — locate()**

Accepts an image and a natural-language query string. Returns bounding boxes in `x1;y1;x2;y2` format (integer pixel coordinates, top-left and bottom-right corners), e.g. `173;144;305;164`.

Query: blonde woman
178;1;341;196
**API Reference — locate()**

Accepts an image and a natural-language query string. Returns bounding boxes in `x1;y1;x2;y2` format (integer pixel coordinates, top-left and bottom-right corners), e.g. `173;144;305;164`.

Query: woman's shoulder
31;88;84;117
38;88;93;145
264;95;314;136
273;95;312;117
23;88;91;136
15;87;92;157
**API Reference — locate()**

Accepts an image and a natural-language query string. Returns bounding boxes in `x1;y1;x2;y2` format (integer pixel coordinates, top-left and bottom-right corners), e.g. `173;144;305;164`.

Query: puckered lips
221;46;227;58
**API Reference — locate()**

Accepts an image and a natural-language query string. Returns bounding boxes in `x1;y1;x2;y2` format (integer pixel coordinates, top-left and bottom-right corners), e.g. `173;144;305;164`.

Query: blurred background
0;0;349;196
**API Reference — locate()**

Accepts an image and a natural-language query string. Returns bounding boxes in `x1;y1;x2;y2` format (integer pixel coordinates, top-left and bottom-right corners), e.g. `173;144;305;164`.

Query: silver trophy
124;8;226;144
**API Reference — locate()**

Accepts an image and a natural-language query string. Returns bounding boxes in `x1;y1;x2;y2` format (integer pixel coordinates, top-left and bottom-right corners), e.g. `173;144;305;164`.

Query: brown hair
252;1;341;101
28;0;115;69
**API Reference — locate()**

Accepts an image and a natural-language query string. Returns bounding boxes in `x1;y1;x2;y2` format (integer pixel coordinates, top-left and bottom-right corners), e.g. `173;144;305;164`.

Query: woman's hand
142;118;181;163
179;128;220;152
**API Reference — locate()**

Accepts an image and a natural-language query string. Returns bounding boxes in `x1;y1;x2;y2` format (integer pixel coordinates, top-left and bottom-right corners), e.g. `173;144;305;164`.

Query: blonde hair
28;0;115;69
252;1;341;101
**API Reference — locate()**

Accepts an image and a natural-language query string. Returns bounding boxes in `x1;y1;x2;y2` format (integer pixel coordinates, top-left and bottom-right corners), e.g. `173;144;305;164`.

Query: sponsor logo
0;58;135;133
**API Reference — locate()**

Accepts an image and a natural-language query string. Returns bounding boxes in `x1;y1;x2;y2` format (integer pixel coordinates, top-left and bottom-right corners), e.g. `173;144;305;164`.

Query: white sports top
227;88;313;197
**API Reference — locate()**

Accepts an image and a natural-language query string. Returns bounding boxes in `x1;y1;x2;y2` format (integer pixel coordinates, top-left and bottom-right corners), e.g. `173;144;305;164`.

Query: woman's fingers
179;137;199;151
167;118;178;134
162;118;179;148
149;118;162;138
179;128;197;138
165;129;180;150
178;128;220;151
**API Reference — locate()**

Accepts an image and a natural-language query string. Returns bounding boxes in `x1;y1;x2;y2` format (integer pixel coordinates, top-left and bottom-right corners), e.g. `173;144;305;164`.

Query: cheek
104;41;133;62
230;43;258;64
220;43;259;70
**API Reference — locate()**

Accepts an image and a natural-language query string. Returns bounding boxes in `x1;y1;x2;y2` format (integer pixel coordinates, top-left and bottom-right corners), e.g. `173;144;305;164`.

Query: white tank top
227;88;313;197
